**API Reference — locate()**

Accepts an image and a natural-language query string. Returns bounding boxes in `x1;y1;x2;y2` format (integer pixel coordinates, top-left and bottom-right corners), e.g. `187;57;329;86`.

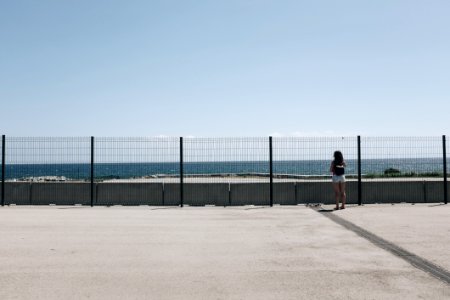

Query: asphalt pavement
0;204;449;299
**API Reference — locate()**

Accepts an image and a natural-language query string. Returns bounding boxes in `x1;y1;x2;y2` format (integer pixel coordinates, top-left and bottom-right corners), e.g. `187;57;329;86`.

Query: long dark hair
333;151;344;165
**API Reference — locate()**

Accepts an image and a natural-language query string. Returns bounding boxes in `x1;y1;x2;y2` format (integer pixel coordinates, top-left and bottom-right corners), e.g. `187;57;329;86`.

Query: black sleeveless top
333;161;345;176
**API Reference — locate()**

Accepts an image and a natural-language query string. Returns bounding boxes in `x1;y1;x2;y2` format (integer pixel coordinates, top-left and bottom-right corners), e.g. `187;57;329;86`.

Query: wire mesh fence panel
183;137;269;206
1;137;3;206
94;137;179;206
273;137;358;205
2;136;447;206
446;135;449;203
4;137;91;205
360;137;444;203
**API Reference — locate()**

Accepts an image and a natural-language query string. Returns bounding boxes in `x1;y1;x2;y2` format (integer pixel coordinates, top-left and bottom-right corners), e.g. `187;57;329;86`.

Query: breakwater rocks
18;176;68;182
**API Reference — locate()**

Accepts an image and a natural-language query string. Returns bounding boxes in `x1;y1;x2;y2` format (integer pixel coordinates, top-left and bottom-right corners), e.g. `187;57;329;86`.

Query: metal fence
1;135;448;206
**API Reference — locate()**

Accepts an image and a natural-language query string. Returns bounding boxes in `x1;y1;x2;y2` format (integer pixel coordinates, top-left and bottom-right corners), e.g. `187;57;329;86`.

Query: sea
2;158;446;180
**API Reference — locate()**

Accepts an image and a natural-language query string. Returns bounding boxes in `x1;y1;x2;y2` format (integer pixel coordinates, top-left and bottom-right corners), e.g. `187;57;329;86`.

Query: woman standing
330;151;346;210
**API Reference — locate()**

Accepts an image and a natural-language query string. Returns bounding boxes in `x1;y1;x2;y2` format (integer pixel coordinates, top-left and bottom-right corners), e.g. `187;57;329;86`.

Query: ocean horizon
2;158;446;181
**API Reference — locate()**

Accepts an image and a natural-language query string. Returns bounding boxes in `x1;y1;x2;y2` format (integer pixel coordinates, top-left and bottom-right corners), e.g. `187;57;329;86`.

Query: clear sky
1;0;449;137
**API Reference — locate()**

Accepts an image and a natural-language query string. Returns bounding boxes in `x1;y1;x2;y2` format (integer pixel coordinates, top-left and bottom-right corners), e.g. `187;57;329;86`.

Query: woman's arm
329;162;334;173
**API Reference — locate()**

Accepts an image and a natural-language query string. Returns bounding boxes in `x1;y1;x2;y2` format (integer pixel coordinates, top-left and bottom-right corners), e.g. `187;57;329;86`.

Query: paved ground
335;203;450;271
0;204;449;300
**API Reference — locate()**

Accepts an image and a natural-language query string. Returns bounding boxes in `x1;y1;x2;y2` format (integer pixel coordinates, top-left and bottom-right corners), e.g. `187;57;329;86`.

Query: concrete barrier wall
164;183;295;206
424;181;446;203
230;183;270;206
96;183;163;206
274;183;296;205
185;183;229;206
2;183;31;205
164;183;230;206
1;181;448;206
296;181;358;205
31;183;92;205
361;181;424;203
163;183;181;206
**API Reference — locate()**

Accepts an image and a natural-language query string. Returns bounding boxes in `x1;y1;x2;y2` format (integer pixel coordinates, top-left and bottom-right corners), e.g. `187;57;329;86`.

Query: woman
330;151;346;210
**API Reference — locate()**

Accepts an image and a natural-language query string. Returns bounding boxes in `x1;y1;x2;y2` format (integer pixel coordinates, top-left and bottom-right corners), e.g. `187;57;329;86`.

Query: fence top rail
1;136;447;139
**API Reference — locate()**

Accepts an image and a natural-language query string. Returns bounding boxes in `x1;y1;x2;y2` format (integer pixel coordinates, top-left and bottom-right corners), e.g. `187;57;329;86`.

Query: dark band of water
2;158;445;180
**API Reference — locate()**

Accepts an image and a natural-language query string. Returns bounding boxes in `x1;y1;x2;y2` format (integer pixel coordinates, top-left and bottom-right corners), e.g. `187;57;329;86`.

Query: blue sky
1;0;449;137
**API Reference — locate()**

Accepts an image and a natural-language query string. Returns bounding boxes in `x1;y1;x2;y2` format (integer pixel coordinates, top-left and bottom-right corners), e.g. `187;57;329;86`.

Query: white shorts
332;175;346;183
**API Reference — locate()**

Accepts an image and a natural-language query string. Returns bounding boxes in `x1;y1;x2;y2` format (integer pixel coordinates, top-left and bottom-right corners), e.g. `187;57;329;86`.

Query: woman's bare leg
332;183;340;209
339;182;346;209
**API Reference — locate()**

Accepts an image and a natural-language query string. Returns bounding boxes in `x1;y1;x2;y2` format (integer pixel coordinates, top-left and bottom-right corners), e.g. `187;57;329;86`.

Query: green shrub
384;168;401;175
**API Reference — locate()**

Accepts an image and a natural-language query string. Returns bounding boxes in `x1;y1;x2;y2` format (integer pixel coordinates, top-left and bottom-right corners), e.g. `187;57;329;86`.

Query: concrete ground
0;205;449;300
335;203;450;271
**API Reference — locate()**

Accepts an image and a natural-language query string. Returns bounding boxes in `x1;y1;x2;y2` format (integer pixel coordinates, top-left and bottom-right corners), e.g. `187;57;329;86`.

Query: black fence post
269;136;273;207
357;135;362;206
443;135;448;205
180;137;184;208
90;136;94;207
1;135;5;207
